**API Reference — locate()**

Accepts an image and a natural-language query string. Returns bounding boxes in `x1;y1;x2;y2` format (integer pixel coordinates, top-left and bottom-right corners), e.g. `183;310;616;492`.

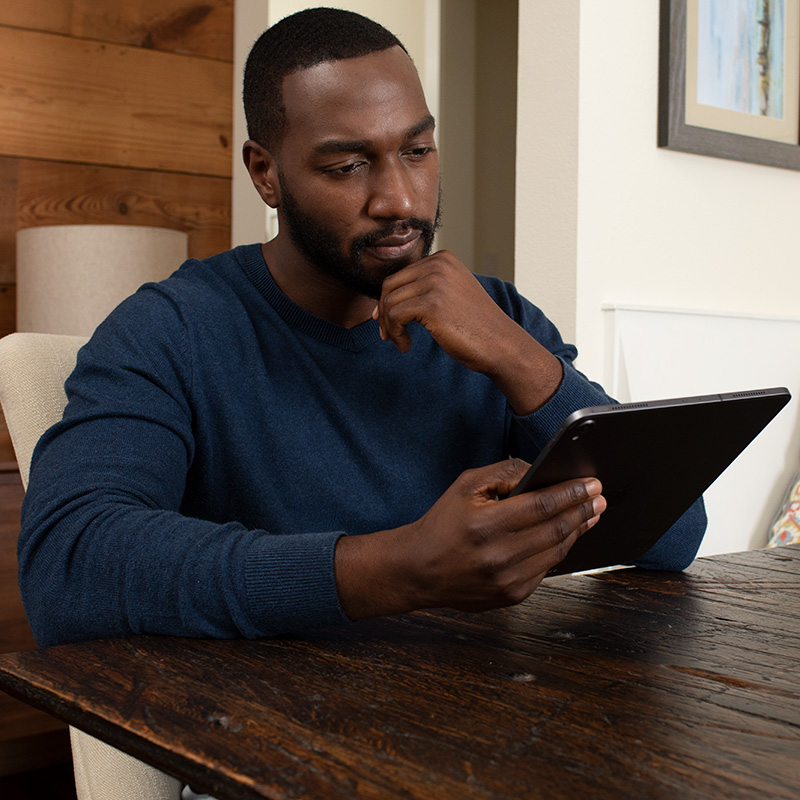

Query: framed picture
659;0;800;170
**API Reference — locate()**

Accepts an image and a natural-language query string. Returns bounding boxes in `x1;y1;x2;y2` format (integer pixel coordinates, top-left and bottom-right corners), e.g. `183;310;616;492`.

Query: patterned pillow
768;470;800;547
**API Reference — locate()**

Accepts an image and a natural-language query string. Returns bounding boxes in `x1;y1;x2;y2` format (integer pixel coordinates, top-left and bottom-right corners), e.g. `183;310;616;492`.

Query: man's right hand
334;458;606;620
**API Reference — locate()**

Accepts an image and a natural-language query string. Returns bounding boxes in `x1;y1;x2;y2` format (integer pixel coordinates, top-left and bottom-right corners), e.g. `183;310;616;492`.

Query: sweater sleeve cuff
514;357;614;452
244;530;350;636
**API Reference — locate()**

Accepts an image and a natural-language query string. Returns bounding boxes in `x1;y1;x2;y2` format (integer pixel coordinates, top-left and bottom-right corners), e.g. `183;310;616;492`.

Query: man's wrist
485;326;563;416
334;527;418;621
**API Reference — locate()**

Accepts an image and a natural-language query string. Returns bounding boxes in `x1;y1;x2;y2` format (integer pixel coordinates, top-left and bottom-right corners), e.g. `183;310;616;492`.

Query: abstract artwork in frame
659;0;800;170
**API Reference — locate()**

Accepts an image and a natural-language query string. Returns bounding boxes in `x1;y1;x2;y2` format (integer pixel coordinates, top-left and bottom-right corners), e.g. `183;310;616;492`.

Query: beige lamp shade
16;224;189;337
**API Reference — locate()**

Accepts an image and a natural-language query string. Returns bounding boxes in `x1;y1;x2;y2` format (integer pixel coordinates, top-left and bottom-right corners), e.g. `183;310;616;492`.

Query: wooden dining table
0;544;798;799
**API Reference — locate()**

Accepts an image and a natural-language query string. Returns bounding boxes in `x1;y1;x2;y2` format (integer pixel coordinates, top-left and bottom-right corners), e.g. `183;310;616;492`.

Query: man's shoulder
112;244;259;318
84;244;263;350
471;272;571;354
473;272;513;296
152;244;258;297
472;272;531;317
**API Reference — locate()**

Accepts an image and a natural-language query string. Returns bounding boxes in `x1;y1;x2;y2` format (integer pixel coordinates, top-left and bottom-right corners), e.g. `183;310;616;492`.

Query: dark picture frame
658;0;800;170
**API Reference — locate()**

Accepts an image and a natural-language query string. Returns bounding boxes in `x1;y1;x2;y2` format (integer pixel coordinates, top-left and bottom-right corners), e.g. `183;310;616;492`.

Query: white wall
517;0;800;382
438;0;478;271
514;2;580;344
232;0;271;247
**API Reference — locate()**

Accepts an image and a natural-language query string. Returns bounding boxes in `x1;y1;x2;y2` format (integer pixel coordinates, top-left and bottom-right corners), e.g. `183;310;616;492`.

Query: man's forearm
482;322;564;416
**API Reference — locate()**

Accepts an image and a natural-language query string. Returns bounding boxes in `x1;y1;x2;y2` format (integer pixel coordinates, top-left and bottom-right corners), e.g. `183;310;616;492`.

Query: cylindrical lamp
16;225;189;336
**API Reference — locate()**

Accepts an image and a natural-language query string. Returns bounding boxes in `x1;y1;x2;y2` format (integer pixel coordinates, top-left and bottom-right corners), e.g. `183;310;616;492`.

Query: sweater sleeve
18;287;349;647
479;275;707;571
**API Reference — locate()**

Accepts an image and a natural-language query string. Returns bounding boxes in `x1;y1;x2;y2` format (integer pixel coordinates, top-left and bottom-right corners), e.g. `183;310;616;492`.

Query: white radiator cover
603;305;800;556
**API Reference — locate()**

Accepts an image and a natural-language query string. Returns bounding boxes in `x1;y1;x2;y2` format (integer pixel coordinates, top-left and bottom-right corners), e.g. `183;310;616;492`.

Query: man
18;8;706;648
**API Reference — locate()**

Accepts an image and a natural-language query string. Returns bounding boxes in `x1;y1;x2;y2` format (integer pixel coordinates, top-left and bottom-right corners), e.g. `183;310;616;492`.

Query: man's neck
260;239;376;329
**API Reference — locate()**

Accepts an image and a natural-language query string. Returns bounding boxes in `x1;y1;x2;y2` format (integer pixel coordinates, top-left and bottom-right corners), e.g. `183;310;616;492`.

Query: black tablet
508;387;791;575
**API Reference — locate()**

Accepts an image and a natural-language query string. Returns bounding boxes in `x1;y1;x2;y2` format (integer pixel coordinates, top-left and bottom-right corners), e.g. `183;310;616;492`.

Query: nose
367;157;417;221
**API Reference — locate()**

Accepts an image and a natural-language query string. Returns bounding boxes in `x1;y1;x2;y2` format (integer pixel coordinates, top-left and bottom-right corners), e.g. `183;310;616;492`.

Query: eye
405;146;435;159
325;160;366;176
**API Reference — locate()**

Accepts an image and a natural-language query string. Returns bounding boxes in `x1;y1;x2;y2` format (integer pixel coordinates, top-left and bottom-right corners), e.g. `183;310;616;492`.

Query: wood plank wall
0;0;234;453
0;0;234;335
0;0;234;775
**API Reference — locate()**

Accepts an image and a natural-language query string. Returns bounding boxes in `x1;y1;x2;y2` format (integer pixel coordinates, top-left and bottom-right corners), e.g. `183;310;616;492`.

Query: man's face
273;46;441;299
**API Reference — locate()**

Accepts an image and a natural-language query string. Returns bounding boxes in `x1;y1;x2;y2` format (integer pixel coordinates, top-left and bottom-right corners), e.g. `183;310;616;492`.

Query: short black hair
243;7;408;152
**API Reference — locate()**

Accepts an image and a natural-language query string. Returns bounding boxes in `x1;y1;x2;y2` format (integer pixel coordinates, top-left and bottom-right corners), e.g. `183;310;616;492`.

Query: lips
363;229;421;261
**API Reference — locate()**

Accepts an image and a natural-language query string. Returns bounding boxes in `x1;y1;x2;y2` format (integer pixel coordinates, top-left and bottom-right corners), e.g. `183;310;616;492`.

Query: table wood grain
1;545;798;799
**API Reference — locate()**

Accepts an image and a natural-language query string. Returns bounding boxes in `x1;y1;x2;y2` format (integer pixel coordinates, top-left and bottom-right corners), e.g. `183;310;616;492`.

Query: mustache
353;216;439;252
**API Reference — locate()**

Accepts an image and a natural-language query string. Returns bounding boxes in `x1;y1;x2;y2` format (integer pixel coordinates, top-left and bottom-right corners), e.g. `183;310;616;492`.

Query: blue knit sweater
19;245;706;647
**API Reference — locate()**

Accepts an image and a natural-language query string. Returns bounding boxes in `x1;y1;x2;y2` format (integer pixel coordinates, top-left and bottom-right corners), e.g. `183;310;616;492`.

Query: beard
277;173;441;300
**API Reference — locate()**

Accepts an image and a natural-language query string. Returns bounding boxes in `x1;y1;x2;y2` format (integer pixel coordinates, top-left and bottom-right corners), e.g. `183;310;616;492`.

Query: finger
379;257;434;294
453;514;597;612
377;277;439;352
374;289;412;349
371;302;396;345
496;477;604;530
483;504;604;607
536;498;605;551
455;458;532;499
495;492;604;563
464;489;602;576
519;512;595;581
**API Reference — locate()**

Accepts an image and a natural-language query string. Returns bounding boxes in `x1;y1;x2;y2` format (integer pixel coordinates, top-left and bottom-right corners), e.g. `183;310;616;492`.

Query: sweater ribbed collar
239;244;383;353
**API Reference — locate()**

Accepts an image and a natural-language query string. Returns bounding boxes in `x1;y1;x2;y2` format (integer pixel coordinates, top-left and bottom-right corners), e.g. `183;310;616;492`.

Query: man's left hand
373;250;562;415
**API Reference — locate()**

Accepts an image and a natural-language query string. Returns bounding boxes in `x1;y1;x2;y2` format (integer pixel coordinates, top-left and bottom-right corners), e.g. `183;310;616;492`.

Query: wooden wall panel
0;286;15;343
0;474;68;774
0;27;233;176
0;159;18;284
16;160;231;259
0;0;233;61
0;0;71;35
0;479;31;653
0;160;19;341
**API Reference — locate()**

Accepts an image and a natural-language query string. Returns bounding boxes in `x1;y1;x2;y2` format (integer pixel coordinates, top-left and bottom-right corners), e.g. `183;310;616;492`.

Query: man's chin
341;251;418;300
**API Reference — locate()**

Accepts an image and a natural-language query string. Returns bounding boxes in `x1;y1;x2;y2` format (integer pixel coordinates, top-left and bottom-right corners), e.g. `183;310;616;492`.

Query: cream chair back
0;332;181;800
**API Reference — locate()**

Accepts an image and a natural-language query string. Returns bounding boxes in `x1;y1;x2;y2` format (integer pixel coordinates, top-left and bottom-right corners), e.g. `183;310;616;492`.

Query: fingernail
592;495;607;515
584;478;601;495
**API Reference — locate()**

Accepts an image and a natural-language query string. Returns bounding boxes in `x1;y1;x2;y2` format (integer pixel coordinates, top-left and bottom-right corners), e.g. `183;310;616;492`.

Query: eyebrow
312;114;436;156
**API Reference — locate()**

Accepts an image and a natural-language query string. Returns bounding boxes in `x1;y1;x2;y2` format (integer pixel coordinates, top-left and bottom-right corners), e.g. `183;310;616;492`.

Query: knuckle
531;489;559;519
466;521;493;548
456;466;481;492
490;575;528;607
503;586;528;606
537;510;581;557
429;269;448;289
384;304;402;326
502;457;528;481
429;293;444;314
551;535;574;567
569;480;591;502
420;277;444;305
504;581;531;607
476;549;506;579
530;480;591;520
554;513;573;541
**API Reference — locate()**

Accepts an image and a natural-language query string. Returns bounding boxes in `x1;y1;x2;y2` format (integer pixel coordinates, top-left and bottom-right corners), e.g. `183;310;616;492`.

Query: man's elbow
633;497;708;572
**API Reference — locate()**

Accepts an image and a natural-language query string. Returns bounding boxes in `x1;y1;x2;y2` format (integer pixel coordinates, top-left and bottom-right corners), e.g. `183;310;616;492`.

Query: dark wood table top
1;545;799;799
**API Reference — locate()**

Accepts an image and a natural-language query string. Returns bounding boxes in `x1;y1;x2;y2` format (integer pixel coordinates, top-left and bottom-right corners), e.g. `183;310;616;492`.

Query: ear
242;140;282;208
